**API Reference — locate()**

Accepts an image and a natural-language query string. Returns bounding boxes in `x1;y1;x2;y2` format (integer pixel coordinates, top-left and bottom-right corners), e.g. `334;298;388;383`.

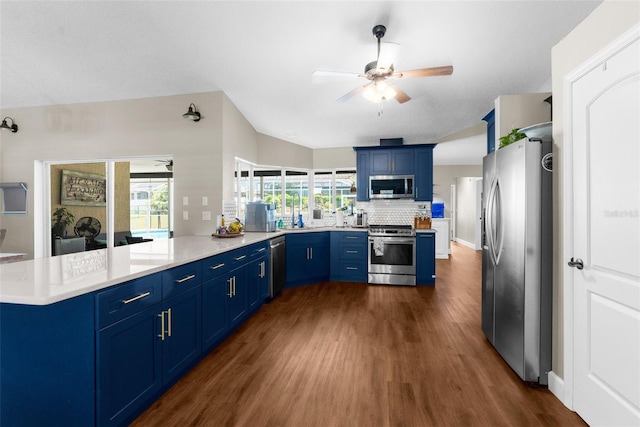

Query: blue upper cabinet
414;146;434;201
356;150;369;201
482;109;495;154
369;149;414;175
354;144;435;202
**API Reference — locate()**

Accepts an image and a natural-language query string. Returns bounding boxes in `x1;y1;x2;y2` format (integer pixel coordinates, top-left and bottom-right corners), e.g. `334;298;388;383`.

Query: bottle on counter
278;218;284;229
221;215;225;227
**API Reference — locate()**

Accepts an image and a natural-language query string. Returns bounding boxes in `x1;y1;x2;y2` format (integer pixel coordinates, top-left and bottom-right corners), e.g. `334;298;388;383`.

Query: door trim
560;23;640;411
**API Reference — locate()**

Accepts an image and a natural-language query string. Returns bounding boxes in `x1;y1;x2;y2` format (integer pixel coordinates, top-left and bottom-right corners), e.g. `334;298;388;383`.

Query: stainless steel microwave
369;175;414;199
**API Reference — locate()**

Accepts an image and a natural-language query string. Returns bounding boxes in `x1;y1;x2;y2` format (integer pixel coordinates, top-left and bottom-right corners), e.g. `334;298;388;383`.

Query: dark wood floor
132;242;586;426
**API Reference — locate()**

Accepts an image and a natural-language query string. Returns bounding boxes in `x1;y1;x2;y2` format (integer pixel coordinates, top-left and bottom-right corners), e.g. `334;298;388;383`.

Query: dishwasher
269;235;286;301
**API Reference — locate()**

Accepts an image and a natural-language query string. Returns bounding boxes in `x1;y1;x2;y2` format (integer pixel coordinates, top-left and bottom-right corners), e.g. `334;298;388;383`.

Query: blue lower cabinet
330;231;367;282
202;274;230;351
286;232;329;287
248;255;269;311
0;294;96;427
97;266;202;426
97;303;163;427
417;233;436;285
228;265;249;329
161;286;202;384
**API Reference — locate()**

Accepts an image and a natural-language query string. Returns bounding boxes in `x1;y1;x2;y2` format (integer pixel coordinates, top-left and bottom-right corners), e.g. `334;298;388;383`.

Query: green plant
52;207;75;236
499;128;527;149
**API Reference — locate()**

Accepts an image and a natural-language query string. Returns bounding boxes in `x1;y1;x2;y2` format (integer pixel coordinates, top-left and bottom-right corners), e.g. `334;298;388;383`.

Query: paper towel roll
335;211;344;227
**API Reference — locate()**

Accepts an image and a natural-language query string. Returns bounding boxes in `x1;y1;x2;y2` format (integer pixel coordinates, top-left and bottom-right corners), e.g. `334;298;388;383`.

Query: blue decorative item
298;213;304;228
432;202;445;218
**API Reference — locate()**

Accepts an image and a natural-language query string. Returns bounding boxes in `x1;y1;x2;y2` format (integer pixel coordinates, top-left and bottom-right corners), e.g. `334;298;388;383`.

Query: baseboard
454;238;476;249
548;371;571;410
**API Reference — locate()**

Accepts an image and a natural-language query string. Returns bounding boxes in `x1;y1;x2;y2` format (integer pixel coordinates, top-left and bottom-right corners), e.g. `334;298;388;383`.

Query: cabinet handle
310;247;313;259
158;312;165;341
122;291;150;304
260;261;265;278
306;248;309;260
346;236;357;239
234;255;247;261
257;247;266;253
346;250;358;254
228;278;233;297
176;274;196;283
233;276;236;297
346;267;358;270
210;263;225;270
167;308;172;337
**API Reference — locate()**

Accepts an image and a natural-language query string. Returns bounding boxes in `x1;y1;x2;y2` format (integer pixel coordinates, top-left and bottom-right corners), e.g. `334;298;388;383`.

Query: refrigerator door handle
486;178;498;266
493;178;504;264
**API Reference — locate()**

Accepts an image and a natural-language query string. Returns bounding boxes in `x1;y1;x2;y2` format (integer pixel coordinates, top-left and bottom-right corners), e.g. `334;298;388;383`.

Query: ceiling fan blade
336;83;369;103
387;82;411;103
376;42;399;72
312;70;364;79
393;65;453;79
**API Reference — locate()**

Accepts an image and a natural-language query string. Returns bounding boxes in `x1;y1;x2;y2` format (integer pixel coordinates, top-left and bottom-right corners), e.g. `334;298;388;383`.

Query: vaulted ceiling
1;1;601;164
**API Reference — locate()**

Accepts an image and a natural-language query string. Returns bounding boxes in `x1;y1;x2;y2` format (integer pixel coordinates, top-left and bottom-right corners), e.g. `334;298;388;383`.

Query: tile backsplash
356;200;431;226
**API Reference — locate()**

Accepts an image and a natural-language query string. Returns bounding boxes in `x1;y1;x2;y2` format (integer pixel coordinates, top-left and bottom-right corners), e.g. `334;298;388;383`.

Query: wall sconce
0;117;18;133
182;103;201;122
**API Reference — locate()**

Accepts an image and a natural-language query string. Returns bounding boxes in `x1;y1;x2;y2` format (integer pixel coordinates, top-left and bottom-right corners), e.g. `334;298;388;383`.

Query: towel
373;237;384;256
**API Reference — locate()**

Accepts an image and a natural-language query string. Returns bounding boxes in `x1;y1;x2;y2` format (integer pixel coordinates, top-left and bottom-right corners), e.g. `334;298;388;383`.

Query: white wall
495;93;551;145
455;177;481;247
433;165;483;219
551;0;640;379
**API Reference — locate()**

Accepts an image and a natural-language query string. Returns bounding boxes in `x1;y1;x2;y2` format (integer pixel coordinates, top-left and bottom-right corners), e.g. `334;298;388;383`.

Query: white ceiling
1;1;601;165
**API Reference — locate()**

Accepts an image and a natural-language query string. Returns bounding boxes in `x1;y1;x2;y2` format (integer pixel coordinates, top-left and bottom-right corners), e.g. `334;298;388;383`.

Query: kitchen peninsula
0;227;436;426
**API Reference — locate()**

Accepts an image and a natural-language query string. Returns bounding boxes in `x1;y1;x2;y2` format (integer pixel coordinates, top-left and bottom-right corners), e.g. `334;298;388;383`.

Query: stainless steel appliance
369;175;414;199
244;202;277;232
481;124;552;384
268;236;286;300
354;209;368;227
368;224;416;286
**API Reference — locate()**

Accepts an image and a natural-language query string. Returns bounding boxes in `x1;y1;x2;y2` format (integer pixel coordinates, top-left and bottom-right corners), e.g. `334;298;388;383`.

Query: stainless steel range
368;224;416;286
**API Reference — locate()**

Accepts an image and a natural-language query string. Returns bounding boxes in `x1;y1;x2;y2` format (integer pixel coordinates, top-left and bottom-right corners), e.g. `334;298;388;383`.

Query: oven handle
368;237;416;245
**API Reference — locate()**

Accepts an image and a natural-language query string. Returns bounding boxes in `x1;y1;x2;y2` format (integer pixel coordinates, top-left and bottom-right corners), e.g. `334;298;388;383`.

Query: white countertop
0;227;371;306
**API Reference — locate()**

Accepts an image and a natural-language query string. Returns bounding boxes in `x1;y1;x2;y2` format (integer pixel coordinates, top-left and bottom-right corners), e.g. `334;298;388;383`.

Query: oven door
368;236;416;275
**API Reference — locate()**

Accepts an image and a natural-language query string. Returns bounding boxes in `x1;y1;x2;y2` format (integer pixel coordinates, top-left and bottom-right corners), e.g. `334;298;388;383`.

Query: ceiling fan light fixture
362;81;396;104
183;103;201;122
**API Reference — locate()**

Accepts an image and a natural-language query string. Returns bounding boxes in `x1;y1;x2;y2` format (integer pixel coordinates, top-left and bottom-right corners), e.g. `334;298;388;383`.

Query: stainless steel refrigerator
481;124;552;384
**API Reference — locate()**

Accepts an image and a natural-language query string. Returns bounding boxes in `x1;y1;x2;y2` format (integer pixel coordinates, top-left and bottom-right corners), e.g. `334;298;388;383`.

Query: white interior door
570;32;640;426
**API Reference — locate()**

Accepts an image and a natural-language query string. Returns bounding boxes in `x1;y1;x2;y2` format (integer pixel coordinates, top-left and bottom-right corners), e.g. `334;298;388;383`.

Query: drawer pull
167;308;172;337
346;250;358;254
256;247;266;252
210;263;225;270
234;255;247;261
158;311;166;341
346;236;358;239
176;274;196;283
122;292;151;304
346;267;358;270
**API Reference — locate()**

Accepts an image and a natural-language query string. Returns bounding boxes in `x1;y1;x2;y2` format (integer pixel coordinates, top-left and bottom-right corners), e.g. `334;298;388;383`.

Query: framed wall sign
61;170;106;206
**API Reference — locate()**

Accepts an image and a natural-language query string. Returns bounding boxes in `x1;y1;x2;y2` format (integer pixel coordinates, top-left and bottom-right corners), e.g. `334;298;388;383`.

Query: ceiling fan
313;24;453;105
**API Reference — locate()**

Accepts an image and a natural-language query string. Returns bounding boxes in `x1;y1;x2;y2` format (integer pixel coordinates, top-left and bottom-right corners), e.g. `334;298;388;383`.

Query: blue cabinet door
248;256;268;311
228;265;249;329
416;233;436;285
391;149;415;174
356;150;370;201
97;303;162;427
286;235;310;285
162;286;201;384
202;274;230;350
286;233;329;287
415;146;434;201
369;149;392;174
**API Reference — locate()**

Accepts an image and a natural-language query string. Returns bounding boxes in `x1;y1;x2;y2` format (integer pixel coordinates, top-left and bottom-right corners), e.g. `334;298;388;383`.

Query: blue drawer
248;241;269;259
202;252;231;282
334;231;366;244
340;243;367;259
96;274;161;329
161;261;201;299
337;260;367;282
228;247;249;270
